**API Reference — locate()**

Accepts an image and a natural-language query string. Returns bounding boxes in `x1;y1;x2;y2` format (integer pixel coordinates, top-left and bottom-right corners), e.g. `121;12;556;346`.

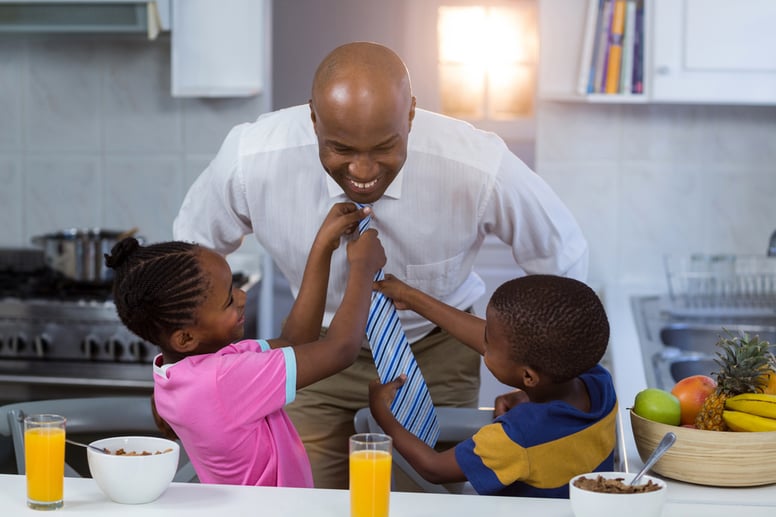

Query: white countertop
1;474;775;516
604;283;776;505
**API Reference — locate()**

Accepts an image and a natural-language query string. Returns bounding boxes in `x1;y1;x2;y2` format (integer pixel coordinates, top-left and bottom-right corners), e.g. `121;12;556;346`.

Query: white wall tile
702;167;776;254
102;40;183;153
0;39;23;151
25;38;101;152
181;97;265;154
0;157;23;245
536;101;622;162
103;156;183;244
24;156;102;237
539;162;619;288
700;105;776;166
619;104;706;163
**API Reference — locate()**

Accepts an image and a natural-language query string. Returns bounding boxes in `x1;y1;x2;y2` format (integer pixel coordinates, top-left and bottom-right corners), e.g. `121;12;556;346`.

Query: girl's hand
374;274;414;310
314;202;372;254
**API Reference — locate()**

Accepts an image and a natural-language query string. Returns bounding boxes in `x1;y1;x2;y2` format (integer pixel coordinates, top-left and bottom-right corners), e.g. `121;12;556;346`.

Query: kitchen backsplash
0;35;269;248
536;101;776;290
2;35;775;293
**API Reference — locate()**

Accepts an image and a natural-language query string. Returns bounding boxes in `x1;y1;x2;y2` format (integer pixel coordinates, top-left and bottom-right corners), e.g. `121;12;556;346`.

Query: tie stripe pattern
357;205;440;447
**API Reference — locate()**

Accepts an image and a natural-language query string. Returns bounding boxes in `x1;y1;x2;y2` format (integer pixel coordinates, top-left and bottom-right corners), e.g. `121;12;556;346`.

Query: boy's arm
273;203;370;346
378;275;487;355
368;377;467;485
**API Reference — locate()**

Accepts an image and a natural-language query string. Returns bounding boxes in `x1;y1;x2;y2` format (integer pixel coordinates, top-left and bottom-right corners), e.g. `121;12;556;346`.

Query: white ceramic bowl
87;436;180;504
569;471;667;517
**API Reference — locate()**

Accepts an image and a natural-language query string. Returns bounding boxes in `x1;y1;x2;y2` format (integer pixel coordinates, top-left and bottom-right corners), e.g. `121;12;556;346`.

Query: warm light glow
437;3;537;120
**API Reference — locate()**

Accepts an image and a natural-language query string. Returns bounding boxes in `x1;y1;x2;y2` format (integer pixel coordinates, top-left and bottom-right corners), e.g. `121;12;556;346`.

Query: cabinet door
652;0;776;104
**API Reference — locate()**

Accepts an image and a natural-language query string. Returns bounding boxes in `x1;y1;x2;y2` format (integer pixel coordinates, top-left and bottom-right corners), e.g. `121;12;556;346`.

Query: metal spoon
65;438;110;454
629;431;676;485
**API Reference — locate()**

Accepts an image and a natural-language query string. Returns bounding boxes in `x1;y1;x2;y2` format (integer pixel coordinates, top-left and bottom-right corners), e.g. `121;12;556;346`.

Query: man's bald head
311;41;412;106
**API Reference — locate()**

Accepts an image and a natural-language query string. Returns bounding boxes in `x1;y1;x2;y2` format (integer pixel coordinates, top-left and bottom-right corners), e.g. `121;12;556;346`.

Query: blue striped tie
357;205;440;447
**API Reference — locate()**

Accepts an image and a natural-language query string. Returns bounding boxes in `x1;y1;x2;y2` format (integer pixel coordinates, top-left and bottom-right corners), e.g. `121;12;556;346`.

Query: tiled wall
0;35;269;248
535;101;776;290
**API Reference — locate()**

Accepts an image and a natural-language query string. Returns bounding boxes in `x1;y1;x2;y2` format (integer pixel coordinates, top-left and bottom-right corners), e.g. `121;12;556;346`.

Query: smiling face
310;42;415;204
186;248;246;354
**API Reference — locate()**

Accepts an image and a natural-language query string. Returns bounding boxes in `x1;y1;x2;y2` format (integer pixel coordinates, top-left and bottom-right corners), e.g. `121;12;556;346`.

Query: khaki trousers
285;328;481;490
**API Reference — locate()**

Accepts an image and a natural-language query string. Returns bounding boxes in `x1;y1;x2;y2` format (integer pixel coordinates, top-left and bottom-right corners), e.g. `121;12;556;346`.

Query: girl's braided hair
105;237;208;349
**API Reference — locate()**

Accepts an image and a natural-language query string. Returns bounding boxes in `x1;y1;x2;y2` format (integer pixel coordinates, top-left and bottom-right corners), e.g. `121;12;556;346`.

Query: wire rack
664;254;776;316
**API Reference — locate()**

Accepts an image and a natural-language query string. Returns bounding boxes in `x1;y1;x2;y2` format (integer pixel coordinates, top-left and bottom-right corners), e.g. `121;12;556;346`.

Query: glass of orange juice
24;414;66;511
349;433;392;517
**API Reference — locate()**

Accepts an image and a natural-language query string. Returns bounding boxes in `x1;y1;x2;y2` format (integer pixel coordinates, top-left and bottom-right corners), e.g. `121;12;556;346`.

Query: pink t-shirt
152;339;313;488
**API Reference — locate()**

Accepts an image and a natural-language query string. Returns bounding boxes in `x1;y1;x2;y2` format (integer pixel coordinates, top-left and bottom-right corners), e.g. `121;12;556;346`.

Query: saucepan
30;227;139;283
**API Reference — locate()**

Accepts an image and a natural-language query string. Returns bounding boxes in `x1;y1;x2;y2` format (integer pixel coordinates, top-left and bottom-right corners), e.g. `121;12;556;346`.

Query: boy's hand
374;274;415;310
368;374;406;413
347;228;386;275
493;389;530;417
314;202;372;254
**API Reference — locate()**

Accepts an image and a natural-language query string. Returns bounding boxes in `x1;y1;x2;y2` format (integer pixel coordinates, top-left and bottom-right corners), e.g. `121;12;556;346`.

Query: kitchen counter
1;474;775;516
604;283;776;505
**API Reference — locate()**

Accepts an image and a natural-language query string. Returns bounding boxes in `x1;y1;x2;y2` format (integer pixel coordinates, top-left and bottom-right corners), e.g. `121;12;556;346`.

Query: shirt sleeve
484;150;589;281
214;345;297;426
173;123;253;254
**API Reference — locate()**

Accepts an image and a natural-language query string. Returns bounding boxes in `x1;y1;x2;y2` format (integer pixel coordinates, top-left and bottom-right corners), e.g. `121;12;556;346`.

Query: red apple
670;375;717;426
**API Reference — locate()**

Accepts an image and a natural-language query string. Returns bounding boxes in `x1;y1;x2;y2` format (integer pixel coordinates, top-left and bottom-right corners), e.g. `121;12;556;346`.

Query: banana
723;410;776;432
725;393;776;419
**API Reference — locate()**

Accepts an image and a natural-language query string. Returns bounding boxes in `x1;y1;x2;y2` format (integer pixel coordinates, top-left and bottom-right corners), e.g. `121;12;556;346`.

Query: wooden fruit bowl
630;409;776;487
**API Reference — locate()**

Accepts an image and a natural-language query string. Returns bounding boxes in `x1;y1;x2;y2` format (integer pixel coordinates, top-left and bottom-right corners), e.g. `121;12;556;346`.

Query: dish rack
664;254;776;317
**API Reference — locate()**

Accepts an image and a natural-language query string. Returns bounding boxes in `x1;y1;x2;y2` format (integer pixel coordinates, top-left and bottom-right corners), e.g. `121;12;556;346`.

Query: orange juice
350;449;391;517
25;426;65;506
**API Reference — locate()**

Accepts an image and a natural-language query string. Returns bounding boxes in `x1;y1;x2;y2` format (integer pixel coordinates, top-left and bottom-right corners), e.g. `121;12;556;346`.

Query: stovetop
0;248;113;302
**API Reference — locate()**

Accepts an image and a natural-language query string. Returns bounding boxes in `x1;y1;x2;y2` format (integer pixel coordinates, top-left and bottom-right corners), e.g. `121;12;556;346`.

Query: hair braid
105;238;208;348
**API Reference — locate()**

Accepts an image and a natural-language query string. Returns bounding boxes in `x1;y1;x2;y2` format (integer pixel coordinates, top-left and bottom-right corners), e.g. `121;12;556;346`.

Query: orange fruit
670;375;717;426
762;369;776;395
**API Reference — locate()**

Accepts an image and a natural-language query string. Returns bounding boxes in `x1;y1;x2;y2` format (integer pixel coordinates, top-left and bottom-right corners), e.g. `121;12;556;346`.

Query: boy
368;274;617;498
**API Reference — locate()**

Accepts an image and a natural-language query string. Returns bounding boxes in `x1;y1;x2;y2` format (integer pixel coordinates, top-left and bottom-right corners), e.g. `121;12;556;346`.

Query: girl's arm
289;227;385;388
271;203;369;347
377;274;487;355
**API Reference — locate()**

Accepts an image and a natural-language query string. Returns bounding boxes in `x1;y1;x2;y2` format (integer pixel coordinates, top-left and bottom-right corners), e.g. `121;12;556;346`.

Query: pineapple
695;331;775;431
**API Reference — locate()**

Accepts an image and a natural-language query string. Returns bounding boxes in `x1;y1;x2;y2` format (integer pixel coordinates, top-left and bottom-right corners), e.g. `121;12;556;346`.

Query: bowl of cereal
569;471;667;517
87;436;180;504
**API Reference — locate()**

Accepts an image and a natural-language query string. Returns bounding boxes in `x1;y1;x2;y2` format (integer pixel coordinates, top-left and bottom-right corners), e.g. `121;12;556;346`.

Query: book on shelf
593;0;614;93
604;0;627;94
577;0;603;95
632;0;645;94
619;0;637;94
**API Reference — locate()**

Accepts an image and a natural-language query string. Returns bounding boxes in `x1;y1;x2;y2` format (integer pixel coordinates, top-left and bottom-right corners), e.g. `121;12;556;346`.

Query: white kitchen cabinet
539;0;776;105
171;0;270;97
651;0;776;105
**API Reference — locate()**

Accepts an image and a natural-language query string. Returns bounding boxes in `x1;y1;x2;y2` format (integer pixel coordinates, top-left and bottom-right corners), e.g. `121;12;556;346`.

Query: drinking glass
349;433;392;517
24;414;66;510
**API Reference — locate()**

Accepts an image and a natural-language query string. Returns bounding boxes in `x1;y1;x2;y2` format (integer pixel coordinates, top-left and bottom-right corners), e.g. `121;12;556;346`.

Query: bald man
173;42;588;490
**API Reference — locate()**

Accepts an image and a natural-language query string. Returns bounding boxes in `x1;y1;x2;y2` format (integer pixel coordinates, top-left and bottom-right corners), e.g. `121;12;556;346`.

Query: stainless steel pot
30;228;136;283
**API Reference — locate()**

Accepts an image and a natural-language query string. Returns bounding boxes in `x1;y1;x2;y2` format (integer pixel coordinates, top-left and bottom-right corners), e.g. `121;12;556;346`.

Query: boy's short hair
489;274;609;383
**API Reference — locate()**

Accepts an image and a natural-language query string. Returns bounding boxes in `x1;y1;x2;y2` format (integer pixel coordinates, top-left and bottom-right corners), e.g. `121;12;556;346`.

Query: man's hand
493;389;530;417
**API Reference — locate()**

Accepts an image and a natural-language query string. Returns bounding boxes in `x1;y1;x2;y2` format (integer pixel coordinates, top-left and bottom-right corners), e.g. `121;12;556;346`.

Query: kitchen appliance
30;228;137;283
0;247;260;404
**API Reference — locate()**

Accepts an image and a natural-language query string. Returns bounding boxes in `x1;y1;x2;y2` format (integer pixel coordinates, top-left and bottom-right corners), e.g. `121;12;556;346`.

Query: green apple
633;388;681;425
